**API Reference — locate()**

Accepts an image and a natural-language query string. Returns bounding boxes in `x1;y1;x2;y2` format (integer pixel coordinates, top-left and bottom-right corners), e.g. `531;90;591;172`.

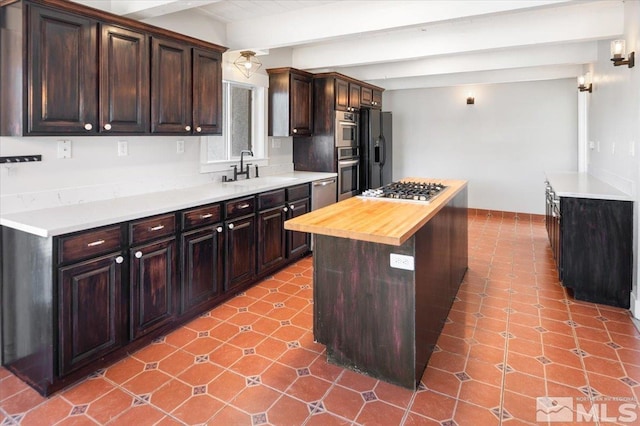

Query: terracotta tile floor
1;213;640;425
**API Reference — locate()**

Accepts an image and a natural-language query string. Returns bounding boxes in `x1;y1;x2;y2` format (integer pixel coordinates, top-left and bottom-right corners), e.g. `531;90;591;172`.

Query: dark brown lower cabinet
58;253;124;375
130;237;177;339
181;225;224;315
286;197;310;259
258;206;287;275
225;215;256;291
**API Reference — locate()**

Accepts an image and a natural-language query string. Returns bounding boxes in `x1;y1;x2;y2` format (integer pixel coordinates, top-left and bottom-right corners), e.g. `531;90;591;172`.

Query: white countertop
0;172;337;237
545;172;633;201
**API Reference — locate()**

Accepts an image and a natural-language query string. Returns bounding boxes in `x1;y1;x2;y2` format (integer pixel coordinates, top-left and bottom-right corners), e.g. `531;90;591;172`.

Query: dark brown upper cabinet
372;89;383;109
0;0;225;137
348;82;361;111
360;86;382;109
192;48;223;135
334;79;360;112
100;25;149;134
151;37;192;134
267;67;314;137
25;4;98;135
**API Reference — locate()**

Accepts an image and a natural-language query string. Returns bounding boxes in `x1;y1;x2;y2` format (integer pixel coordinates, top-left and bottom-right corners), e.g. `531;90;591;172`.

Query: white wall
384;79;578;214
586;0;639;317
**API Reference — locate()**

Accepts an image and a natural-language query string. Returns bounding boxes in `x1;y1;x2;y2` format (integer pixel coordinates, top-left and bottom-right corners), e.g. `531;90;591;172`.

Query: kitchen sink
225;176;298;186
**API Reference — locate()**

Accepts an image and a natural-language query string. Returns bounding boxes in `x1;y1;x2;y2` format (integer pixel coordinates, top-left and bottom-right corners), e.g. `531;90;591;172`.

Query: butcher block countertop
285;178;468;246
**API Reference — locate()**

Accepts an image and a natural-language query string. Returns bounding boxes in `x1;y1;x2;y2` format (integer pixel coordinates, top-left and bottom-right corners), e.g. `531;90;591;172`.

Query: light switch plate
390;253;414;271
118;141;128;156
57;140;71;159
177;140;184;154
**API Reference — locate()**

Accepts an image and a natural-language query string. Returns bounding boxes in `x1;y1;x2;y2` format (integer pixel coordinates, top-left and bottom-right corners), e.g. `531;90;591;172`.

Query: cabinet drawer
287;183;310;201
130;213;176;244
182;204;221;230
59;226;122;264
226;196;255;219
258;189;285;210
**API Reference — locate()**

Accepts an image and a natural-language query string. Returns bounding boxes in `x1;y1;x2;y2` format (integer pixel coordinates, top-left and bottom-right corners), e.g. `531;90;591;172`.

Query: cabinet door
290;73;313;136
225;215;256;291
151;38;192;134
130;238;177;339
349;83;361;109
27;5;97;134
361;87;373;107
372;90;383;109
59;253;123;375
181;226;224;314
287;198;310;259
100;25;149;133
335;79;349;111
258;206;287;275
192;48;222;135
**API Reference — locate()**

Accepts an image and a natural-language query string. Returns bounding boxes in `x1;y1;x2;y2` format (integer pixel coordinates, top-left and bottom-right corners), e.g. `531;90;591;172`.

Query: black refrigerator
360;109;393;190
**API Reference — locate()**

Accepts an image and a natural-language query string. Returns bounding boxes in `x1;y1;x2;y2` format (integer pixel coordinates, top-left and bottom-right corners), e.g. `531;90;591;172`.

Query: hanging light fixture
234;50;262;78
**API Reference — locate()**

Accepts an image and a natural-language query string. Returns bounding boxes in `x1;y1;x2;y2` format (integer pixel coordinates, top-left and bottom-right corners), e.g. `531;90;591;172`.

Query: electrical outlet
597;141;601;152
630;141;635;157
390;253;414;271
589;141;595;150
177;140;184;154
118;141;128;156
57;140;71;159
612;142;616;155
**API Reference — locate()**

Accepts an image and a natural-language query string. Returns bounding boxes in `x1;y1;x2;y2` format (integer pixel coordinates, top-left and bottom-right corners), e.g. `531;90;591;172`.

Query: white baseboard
631;291;640;320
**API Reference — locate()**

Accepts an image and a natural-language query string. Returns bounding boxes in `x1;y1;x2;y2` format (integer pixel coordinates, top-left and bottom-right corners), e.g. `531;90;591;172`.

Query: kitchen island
285;178;468;390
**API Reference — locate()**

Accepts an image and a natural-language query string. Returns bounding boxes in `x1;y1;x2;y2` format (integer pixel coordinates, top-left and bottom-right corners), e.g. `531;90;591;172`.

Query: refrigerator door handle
379;134;386;167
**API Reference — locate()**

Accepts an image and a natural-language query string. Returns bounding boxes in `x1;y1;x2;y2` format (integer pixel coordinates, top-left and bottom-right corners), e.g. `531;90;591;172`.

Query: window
202;80;265;167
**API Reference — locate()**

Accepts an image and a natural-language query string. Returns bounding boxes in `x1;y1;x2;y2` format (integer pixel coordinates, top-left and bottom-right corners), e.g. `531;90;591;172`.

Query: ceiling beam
225;0;572;50
291;1;623;70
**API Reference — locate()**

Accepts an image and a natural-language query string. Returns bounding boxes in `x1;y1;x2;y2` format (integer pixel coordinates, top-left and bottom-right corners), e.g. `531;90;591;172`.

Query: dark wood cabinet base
313;188;468;389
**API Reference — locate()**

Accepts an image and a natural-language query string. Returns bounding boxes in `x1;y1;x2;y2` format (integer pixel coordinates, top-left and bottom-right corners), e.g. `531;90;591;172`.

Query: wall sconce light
233;50;262;78
577;74;592;93
466;93;475;105
610;40;635;68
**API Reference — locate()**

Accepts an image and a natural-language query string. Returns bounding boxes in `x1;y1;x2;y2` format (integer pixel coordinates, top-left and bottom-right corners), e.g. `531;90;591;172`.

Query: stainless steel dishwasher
310;177;337;250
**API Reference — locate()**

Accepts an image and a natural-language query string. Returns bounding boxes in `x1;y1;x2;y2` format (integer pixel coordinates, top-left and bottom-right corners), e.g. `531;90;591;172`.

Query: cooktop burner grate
361;181;447;203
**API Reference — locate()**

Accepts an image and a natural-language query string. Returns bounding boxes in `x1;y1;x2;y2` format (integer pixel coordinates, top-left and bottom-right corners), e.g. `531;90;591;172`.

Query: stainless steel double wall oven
335;111;359;201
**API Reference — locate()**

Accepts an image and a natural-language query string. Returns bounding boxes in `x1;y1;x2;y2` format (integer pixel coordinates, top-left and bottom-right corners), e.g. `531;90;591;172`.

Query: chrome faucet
230;149;254;180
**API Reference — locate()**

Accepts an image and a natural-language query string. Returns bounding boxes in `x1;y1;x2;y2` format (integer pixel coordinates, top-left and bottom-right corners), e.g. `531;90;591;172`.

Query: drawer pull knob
185;125;191;131
216;226;223;233
87;239;105;247
135;251;143;259
200;213;213;219
115;256;124;264
149;225;165;231
290;204;295;210
238;203;250;209
283;207;288;212
84;123;93;131
228;223;234;230
104;123;112;130
196;126;202;132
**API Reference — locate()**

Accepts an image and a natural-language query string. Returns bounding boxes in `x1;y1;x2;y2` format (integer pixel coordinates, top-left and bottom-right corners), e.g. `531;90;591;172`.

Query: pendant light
234;51;262;78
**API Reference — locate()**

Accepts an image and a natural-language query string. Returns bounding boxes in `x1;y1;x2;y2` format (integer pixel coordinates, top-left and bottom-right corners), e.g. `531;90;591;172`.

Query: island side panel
414;188;468;382
1;227;54;393
313;235;417;388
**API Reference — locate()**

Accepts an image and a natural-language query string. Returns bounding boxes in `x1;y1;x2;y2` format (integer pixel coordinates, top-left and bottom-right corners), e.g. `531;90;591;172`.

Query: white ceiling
74;0;626;90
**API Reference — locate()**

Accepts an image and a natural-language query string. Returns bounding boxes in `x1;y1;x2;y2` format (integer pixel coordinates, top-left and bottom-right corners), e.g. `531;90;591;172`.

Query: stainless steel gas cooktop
360;181;447;203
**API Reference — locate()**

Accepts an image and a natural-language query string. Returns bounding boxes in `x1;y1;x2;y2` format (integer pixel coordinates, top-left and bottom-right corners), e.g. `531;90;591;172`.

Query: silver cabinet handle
313;179;335;187
84;123;93;130
289;204;295;210
238;203;250;209
185;125;191;131
200;213;213;219
135;251;142;259
149;225;165;231
216;226;223;233
196;126;202;133
115;256;124;264
87;239;105;247
104;123;112;130
228;223;234;230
